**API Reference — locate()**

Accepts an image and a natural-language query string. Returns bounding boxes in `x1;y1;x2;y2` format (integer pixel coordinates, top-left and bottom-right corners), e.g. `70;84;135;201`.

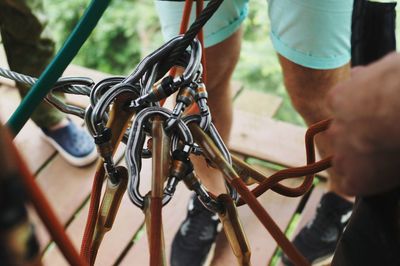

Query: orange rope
236;119;332;206
231;177;309;265
166;0;206;114
3;127;86;266
80;165;105;264
169;0;194;78
184;0;205;115
180;0;194;38
196;0;207;83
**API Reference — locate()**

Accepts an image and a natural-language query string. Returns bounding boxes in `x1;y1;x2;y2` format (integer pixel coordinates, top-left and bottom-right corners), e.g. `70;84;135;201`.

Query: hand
328;52;400;196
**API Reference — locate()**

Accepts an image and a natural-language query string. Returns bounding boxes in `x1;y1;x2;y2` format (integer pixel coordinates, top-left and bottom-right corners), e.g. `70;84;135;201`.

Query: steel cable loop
45;77;95;119
51;77;94;95
0;66;96;119
0;66;93;95
89;76;125;106
45;93;86;119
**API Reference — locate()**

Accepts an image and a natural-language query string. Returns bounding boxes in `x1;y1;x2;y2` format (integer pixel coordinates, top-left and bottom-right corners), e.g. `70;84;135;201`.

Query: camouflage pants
0;0;65;128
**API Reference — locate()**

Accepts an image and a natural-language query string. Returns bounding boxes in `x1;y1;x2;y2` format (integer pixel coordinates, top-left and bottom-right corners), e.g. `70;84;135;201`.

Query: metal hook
126;106;193;209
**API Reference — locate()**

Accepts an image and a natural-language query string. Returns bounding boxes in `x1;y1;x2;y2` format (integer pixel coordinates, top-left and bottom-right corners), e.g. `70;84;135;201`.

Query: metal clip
217;194;251;265
90;166;128;263
126;107;193;209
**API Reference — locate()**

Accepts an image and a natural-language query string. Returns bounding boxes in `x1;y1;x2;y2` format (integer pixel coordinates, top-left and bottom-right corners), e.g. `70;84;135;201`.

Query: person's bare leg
279;55;355;266
211;54;353;266
191;28;242;195
278;55;353;198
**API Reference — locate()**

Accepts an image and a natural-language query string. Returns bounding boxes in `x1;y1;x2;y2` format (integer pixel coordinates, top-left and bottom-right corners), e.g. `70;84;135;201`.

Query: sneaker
41;120;98;167
281;192;353;266
170;194;221;266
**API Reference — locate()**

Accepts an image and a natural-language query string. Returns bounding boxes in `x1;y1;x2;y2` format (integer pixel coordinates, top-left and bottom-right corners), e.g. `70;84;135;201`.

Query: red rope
196;0;207;83
237;119;332;206
180;0;194;34
183;0;206;115
169;0;194;78
3;127;86;266
231;177;309;265
80;165;105;264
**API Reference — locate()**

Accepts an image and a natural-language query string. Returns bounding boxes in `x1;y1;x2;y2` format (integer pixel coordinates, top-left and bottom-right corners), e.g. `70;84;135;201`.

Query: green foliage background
44;0;162;74
44;0;400;126
43;0;303;124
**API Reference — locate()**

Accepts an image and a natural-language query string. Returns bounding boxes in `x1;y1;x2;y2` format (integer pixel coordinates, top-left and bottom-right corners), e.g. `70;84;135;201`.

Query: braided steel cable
0;67;91;95
159;0;223;75
0;66;36;85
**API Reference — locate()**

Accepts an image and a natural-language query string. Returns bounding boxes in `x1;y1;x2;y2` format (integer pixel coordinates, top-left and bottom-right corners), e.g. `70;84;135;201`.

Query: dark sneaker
42;120;97;167
171;194;221;266
282;192;353;266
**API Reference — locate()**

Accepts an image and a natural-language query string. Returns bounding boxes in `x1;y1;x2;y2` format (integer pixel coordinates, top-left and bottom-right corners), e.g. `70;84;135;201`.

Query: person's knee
279;55;350;124
289;95;329;124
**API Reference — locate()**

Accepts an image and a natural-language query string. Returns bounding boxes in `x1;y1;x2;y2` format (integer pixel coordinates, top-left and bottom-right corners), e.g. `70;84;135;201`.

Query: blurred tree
44;0;161;74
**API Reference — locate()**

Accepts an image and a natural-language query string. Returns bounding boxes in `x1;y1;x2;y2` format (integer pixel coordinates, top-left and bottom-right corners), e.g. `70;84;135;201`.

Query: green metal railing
6;0;112;136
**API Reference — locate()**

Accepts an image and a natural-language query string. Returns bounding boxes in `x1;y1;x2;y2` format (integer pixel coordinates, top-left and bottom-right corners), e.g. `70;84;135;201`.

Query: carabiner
126;106;193;209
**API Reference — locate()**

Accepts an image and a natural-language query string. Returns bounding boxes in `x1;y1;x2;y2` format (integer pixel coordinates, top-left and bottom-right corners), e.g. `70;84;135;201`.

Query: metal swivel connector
165;149;192;196
130;76;177;108
165;86;195;131
194;83;211;130
94;127;119;184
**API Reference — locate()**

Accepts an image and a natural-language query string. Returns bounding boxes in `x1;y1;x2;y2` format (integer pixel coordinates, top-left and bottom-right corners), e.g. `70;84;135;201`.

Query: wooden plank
119;183;193;266
41;156;151;266
0;78;92;174
30;156;99;248
0;84;55;173
231;110;305;166
233;89;282;118
230;110;328;178
209;164;303;266
42;193;146;266
276;182;327;266
0;93;92;175
29;144;125;248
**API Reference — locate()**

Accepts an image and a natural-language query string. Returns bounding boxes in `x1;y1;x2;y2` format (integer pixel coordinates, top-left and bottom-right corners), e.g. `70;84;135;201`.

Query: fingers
327;52;400;196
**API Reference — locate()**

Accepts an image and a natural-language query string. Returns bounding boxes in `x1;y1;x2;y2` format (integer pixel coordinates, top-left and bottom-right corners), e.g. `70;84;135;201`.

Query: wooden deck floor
0;64;327;266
